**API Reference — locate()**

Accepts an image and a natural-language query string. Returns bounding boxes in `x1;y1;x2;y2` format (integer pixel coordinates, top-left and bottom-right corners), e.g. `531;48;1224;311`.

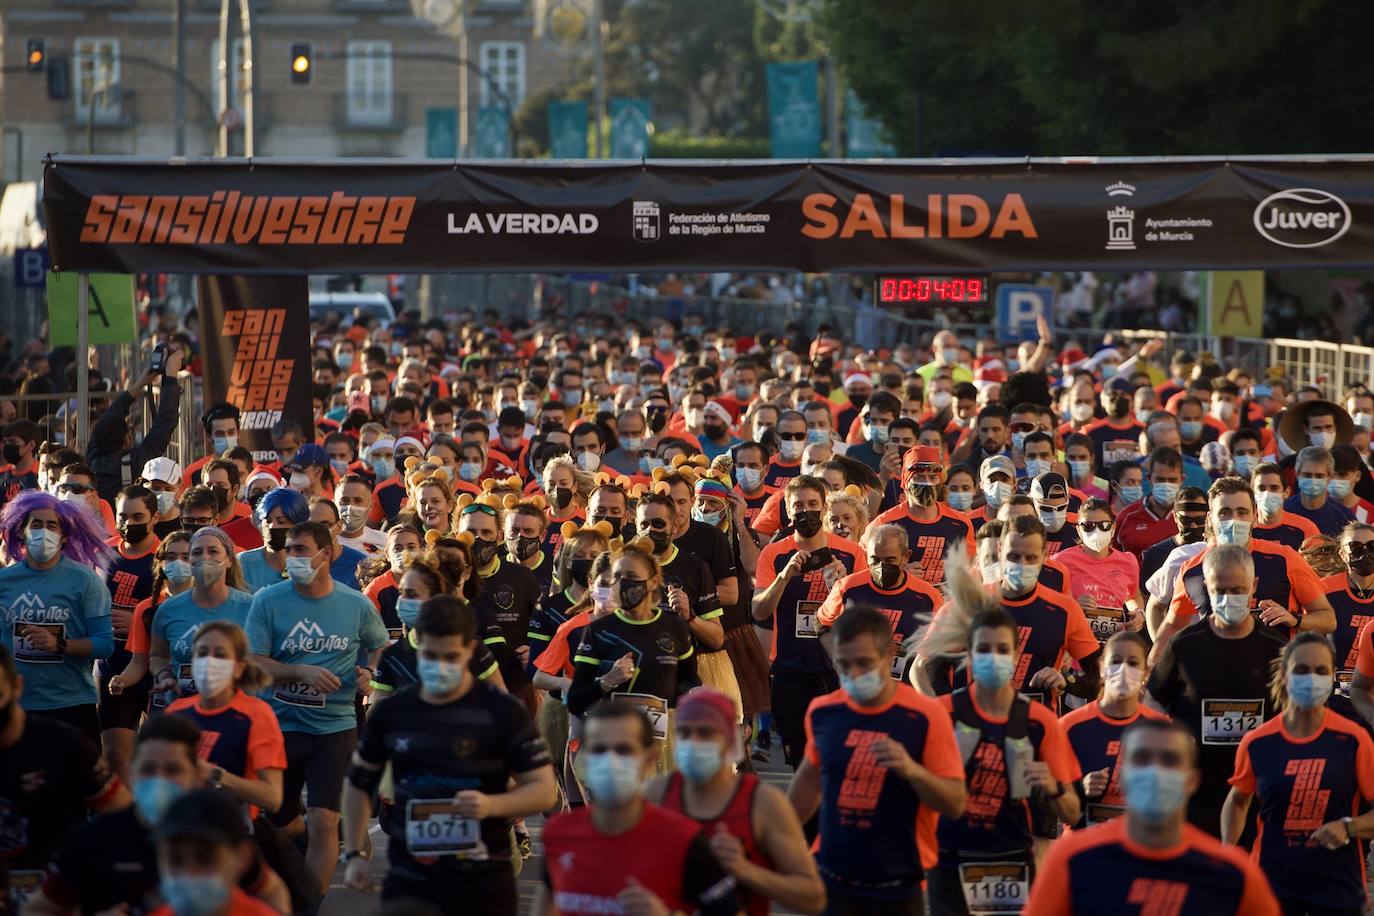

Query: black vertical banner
197;275;312;463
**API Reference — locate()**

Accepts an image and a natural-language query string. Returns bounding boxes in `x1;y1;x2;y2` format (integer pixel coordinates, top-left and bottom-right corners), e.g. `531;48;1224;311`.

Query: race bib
1085;800;1126;824
1087;607;1126;642
1337;669;1354;700
795;601;820;639
620;693;669;741
176;662;196;696
404;799;486;859
275;680;327;708
8;869;44;910
1103;441;1140;466
959;861;1030;914
12;621;63;663
1201;698;1263;745
387;626;404;645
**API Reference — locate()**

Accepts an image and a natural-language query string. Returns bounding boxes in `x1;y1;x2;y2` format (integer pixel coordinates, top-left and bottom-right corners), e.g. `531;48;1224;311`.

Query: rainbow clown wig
1;490;114;575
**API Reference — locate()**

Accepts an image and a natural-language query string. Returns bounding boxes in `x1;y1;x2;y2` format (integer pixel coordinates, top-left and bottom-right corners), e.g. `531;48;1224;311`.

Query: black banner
197;275;313;463
43;156;1374;274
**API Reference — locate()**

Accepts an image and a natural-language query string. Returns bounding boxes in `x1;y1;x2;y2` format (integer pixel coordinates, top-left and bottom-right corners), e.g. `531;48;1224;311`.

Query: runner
238;487;310;594
868;445;974;586
245;519;389;892
1287;445;1356;534
1025;718;1280;916
1251;462;1320;550
335;473;387;556
1061;631;1168;827
342;596;557;913
973;455;1017;532
1146;544;1285;837
364;522;424;640
525;523;611;676
537;701;741;916
505;496;554;593
1137;486;1207;598
788;606;966;915
1222;632;1374;915
1029;472;1080;556
1111;447;1184;559
1320;521;1374;729
109;530;194;702
1054;498;1146;644
647;686;824;915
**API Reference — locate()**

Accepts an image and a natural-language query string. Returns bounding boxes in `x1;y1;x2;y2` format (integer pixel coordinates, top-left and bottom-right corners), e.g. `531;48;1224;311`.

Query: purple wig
1;490;114;575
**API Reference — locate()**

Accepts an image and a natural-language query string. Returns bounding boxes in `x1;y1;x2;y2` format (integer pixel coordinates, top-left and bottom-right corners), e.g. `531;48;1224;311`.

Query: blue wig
255;487;309;527
1;490;114;575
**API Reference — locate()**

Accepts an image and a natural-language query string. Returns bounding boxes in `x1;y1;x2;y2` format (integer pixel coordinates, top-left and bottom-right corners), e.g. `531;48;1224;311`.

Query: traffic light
289;43;312;84
25;39;44;71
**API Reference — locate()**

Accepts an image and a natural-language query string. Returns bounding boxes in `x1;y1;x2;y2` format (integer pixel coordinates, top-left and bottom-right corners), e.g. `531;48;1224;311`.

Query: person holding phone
86;347;185;505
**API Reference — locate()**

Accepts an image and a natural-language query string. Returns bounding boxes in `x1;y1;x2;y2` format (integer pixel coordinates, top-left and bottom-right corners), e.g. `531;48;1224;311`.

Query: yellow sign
1206;271;1264;337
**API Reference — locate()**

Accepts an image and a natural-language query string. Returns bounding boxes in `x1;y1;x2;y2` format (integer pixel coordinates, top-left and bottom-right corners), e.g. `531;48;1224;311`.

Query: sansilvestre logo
1253;188;1351;248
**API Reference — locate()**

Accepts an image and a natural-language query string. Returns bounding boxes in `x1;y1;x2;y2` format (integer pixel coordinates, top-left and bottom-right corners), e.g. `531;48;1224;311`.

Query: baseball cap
1030;472;1069;502
1104;376;1135;394
290;443;328;469
140;456;182;486
905;445;943;468
980;455;1016;481
155;788;251;846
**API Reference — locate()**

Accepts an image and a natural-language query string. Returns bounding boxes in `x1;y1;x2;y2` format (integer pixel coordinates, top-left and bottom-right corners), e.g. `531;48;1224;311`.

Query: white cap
141;456;182;486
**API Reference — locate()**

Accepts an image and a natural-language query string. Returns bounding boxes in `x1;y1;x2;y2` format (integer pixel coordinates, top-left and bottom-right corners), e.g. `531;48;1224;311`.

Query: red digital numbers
877;276;984;303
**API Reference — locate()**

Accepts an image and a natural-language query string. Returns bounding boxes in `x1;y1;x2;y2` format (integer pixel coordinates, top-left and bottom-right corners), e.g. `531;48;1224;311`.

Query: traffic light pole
173;0;187;156
217;0;255;156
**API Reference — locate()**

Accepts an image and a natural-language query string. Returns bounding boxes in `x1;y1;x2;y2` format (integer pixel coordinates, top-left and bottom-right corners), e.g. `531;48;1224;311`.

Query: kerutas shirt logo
281;619;349;653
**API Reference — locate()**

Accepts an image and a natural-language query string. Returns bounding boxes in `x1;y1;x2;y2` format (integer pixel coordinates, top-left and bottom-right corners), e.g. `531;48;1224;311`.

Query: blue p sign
996;284;1052;342
14;248;47;288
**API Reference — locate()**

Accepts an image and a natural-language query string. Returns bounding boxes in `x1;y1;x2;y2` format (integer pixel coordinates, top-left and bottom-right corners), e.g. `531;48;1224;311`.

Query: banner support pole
77;273;90;449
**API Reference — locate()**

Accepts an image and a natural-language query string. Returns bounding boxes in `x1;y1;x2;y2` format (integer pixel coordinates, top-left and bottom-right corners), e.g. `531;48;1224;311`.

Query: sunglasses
1078;520;1112;533
777;432;806;441
57;483;92;495
1348;542;1374;558
460;503;497;517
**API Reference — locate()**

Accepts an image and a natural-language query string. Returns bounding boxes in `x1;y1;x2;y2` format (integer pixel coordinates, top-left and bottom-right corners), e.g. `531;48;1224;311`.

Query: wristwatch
208;767;224;789
342;849;369;863
1343;816;1355;844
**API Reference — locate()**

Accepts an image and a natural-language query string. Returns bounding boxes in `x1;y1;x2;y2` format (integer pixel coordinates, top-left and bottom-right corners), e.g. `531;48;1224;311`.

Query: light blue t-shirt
151;588;254;694
245;579;388;735
238;548;285;594
0;557;113;711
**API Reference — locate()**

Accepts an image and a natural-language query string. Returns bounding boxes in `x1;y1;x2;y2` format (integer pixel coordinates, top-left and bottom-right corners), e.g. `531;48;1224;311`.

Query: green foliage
648;130;771;159
819;0;1374;155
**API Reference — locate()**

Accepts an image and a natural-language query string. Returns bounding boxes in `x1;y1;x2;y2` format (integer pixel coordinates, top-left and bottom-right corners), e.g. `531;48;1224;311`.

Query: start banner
43;156;1374;275
197;274;312;463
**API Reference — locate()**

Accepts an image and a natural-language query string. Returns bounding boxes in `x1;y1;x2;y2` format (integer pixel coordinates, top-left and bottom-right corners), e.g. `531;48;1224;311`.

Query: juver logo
1253;188;1351;248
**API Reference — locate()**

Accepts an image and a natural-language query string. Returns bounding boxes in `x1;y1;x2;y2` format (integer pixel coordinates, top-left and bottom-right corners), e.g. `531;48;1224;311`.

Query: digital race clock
876;275;988;304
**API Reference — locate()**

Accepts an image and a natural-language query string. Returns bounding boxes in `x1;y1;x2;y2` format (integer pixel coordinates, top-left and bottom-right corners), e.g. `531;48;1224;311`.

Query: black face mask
120;523;150;545
643;529;672;554
617;578;648;610
511;535;542;561
211;486;231;511
1351;555;1374;576
703;423;727;441
848;393;869;411
568;557;593;587
590;514;621;531
793;510;823;539
874;561;904;589
247;490;268;513
1108;396;1130;419
552;487;574;511
530;373;549;389
267;528;289;551
1178;519;1206;544
646;408;669;434
2;443;23;465
473;537;501;566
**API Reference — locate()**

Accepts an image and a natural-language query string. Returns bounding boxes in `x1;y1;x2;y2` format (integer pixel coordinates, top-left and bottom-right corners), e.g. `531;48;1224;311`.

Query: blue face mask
1150;482;1179;506
1123;765;1187;823
396;596;423;629
160;874;230;916
1120;484;1144;504
840;666;887;703
674;738;724;783
1067;459;1090;481
1025;458;1053;479
134;776;185;824
869;425;890;447
417;658;466;695
640;455;664;475
583;751;644;805
946;490;974;512
806;428;830;445
1298;477;1326;499
1232;454;1258;477
372;457;396;481
691;506;725;528
970;651;1014;689
1180;421;1203;440
1011;431;1027;453
1003;561;1041;593
1287;673;1333;709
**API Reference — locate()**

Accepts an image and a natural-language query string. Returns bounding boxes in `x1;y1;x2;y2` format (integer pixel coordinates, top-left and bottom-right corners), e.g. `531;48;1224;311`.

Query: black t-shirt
357;682;551;880
527;589;577;675
0;716;117;872
674;521;737;591
658;548;721;647
471;558;543;691
569;609;698;716
1139;535;1183;596
1147;619;1285;809
0;468;38;514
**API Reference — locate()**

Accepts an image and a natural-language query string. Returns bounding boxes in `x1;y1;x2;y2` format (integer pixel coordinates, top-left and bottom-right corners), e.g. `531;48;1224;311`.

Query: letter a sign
1205;271;1264;337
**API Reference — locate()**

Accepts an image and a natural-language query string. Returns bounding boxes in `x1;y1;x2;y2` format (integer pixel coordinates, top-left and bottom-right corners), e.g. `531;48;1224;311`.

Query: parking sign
14;247;48;288
995;284;1053;342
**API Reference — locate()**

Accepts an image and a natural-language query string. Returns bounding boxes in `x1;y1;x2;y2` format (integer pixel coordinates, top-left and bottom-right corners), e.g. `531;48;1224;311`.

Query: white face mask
339;504;369;530
1104;661;1144;700
1080;528;1112;552
191;655;236;697
576;451;601;472
1070;402;1095;423
289;473;311;492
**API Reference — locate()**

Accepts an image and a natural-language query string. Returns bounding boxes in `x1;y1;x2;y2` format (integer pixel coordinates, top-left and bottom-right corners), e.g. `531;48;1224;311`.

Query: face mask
930;390;953;411
25;528;60;563
971;651;1014;689
1151;482;1179;507
946;490;974;512
1011;431;1027;454
940;347;960;365
733;383;754;401
848;393;870;412
520;399;539;419
1355;412;1374;432
639;455;663;475
1212;401;1234;422
1108;398;1131;419
372;457;396;480
1123;765;1188;824
339;505;369;531
1210;592;1251;625
551;487;574;511
980;560;1000;583
1287;673;1333;709
1329;479;1354;500
1135;409;1153;426
806;428;830;446
907;481;937;508
395;596;423;628
841;665;888;703
418;657;466;695
191;655;236;696
646;409;669;434
285;554;320;585
868;425;890;447
1104;662;1143;700
674;738;724;783
591;584;614;611
1025;458;1052;479
873;561;903;589
210;434;237;454
1232;454;1258;477
120;522;150;545
267;528;290;551
691;506;725;527
1215;519;1251;547
457;461;483;483
1067;459;1090;481
1101;363;1119;379
371;396;388;415
1003;561;1041;593
779;439;804;461
620;436;643;454
162;559;193;586
155;490;177;515
1298;477;1326;499
1179;420;1203;441
793;510;823;539
736;467;762;492
134;776;184;824
617;578;649;609
984;480;1011;509
337;351;354;369
1310;430;1336;449
192;559;224;587
577;451;602;472
289;473;311;492
511;535;542;562
566;557;593;588
1081;528;1112;552
584;751;644;805
328;459;351;480
1070;402;1095;423
473;538;501;567
160;873;230;916
1120;484;1144;505
1038;509;1067;533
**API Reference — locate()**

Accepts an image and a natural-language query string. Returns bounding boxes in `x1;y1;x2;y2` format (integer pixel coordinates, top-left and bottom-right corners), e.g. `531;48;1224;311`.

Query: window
209;38;247;113
479;41;525;109
74;38;120;120
346;40;393;125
